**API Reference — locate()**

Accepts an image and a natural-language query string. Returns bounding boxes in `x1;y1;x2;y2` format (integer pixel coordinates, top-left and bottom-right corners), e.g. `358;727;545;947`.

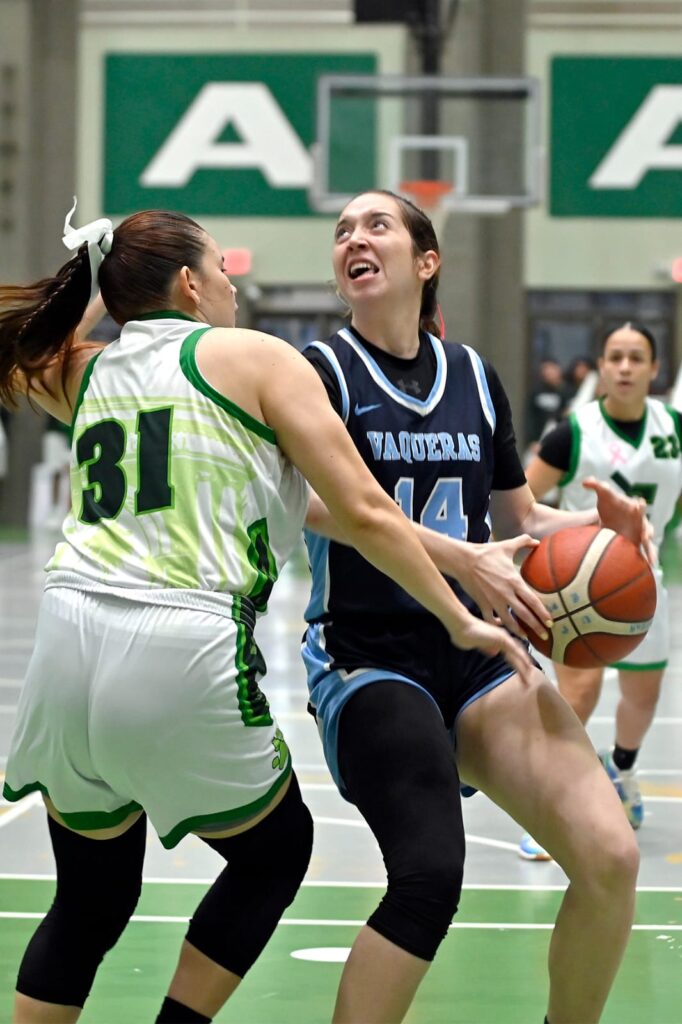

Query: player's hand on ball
520;525;656;667
450;615;535;685
583;477;657;565
457;536;553;642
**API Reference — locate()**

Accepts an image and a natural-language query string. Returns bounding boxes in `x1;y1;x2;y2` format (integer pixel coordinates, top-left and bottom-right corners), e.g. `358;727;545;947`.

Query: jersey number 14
394;477;469;539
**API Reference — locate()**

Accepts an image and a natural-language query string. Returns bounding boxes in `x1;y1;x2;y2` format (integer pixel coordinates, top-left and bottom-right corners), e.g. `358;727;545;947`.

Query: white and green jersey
559;397;682;547
47;313;308;611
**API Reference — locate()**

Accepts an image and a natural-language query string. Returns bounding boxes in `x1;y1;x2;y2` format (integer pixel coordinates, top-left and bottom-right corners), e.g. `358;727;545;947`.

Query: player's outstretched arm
583;477;656;564
259;340;534;681
490;478;655;565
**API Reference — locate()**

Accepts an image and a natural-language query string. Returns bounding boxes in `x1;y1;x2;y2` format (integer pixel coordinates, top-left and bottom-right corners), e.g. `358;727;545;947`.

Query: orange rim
399;179;453;209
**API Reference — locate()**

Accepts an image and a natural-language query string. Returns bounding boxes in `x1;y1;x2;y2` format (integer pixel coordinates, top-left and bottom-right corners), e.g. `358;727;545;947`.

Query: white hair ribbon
62;197;114;301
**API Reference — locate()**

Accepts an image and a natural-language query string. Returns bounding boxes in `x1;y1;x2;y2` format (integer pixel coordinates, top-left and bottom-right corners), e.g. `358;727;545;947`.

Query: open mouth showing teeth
348;262;378;280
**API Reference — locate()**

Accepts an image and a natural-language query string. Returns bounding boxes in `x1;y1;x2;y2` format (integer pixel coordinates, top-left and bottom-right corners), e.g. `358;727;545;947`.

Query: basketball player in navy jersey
302;191;652;1024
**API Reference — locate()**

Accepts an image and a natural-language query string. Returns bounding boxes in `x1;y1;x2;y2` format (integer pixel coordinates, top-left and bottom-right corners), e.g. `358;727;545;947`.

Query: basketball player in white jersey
522;323;681;858
0;206;533;1024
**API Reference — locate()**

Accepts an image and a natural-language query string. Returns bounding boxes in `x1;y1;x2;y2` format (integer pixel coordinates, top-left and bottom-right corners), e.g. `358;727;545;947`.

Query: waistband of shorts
44;571;256;632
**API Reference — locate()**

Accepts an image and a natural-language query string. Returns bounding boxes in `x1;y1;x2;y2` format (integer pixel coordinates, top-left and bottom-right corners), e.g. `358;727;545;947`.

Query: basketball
520;525;657;668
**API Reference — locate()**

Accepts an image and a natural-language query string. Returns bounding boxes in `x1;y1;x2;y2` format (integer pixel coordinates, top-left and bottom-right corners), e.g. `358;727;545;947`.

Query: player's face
599;328;658;407
194;234;238;328
332;193;438;310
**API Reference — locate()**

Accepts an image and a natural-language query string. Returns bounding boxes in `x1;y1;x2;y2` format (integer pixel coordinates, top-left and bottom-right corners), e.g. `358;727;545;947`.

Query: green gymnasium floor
1;881;681;1022
1;532;682;1023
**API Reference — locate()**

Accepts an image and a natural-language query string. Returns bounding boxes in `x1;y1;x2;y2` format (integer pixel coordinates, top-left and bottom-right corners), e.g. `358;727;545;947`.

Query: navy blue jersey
304;327;498;622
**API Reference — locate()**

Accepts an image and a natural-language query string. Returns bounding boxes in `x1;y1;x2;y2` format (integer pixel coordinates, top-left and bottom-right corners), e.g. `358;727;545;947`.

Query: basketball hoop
399;179;453;238
399;179;453;209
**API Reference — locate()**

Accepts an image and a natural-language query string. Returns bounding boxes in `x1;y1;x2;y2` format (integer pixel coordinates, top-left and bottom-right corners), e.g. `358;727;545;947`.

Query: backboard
308;74;543;217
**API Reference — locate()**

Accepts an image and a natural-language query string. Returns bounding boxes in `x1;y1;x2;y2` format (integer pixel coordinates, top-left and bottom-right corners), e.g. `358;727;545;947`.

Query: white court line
311;818;522;852
0;911;680;933
0;705;18;713
0;874;680;894
461;833;521;852
0;793;41;828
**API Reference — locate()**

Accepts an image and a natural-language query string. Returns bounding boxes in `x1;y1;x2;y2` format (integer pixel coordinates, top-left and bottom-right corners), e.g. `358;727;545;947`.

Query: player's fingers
501;637;534;684
513;581;553;632
478;601;496;624
493;605;526;639
644;537;658;566
509;598;550;640
506;533;539;555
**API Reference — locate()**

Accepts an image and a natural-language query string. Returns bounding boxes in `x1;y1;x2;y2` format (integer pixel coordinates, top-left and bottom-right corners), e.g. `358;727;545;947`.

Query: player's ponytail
0;245;91;408
0;206;208;408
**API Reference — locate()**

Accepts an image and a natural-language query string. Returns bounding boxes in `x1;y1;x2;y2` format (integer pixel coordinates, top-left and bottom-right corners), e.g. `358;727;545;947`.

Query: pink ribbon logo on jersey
608;441;627;467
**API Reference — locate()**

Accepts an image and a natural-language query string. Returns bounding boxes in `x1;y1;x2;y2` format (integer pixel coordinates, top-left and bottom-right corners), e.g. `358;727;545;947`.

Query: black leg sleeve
186;772;313;977
338;681;466;961
16;813;146;1006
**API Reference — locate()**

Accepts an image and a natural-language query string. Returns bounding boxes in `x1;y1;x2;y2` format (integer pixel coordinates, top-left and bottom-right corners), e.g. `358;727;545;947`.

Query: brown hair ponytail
0;245;91;407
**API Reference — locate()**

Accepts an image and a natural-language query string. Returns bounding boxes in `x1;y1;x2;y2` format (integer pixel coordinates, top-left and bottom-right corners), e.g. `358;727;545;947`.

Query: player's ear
176;265;200;303
416;250;440;281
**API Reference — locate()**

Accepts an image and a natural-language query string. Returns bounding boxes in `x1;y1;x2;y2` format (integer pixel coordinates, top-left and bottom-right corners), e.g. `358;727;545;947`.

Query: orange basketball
520;525;656;668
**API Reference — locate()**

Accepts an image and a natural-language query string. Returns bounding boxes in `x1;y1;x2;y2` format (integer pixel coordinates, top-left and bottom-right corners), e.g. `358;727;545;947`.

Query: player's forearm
520;500;598;538
305;490;471;579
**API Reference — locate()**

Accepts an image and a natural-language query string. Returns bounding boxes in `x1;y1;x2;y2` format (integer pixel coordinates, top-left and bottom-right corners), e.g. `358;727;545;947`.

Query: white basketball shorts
4;586;291;848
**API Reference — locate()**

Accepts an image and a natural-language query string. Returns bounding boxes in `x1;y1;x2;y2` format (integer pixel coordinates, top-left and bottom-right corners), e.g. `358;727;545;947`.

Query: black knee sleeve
186;772;313;977
16;813;146;1006
368;846;463;961
339;681;466;962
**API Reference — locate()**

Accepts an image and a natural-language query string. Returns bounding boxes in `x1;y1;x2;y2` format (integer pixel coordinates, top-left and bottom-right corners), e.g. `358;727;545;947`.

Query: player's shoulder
646;394;677;417
440;337;491;378
303;329;352;360
573;398;603;427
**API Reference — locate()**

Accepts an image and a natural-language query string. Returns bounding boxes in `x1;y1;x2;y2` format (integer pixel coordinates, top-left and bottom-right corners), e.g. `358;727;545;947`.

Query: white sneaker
599;750;643;830
519;832;552;861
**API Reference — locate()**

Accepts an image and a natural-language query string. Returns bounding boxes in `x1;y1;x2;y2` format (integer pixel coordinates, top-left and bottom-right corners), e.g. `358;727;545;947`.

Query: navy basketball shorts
302;613;520;800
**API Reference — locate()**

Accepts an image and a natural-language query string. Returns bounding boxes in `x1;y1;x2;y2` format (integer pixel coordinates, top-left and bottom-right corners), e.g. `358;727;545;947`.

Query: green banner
551;56;682;218
105;53;376;216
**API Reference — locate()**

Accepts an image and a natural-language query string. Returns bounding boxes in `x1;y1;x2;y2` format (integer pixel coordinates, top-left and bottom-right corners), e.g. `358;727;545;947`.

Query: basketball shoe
599;749;643;830
519;832;552;861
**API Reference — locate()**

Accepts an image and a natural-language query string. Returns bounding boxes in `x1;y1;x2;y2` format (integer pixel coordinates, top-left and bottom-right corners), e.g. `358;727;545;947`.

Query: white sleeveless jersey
558;397;682;547
47;314;308;612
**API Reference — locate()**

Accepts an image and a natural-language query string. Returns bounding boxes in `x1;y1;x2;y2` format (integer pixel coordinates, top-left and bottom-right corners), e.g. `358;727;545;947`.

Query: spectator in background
525;358;567;454
563;355;598;415
564;356;596;403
